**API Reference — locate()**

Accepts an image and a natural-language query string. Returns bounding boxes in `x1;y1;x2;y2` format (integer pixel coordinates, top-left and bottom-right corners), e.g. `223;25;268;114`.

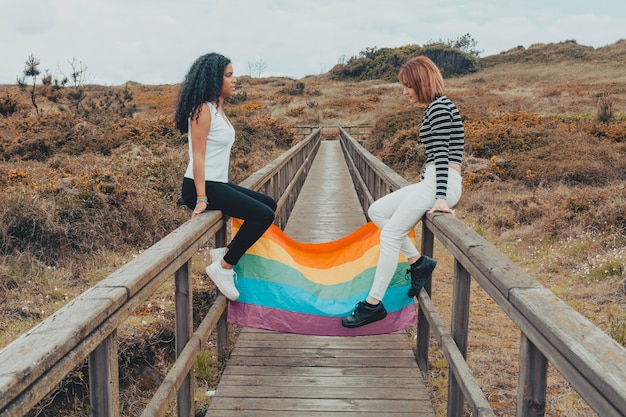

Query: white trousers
367;164;462;301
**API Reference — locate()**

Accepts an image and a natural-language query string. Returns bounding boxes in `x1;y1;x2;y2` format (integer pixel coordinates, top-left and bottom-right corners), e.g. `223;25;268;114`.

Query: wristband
196;196;208;204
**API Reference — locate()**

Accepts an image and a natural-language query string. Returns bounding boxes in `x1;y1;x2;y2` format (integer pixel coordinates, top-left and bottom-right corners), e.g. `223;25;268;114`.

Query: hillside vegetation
329;43;479;81
0;40;625;416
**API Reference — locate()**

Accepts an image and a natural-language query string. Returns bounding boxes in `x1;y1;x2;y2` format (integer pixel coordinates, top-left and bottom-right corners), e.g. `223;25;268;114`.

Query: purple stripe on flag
228;302;417;336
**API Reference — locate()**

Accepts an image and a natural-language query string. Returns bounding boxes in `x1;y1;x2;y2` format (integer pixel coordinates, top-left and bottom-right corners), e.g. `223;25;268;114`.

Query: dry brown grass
1;40;625;416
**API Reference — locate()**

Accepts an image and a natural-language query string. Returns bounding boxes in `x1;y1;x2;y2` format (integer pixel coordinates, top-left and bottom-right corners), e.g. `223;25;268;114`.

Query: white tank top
184;102;235;183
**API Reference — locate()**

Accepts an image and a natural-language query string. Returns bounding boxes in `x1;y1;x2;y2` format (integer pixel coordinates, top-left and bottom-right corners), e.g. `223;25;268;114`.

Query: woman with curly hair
175;53;277;302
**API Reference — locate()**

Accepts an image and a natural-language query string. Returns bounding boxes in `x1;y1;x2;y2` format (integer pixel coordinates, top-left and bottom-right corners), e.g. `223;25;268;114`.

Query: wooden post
175;261;193;417
416;220;435;372
517;333;547;417
215;224;230;362
88;331;120;417
217;306;229;362
448;260;471;417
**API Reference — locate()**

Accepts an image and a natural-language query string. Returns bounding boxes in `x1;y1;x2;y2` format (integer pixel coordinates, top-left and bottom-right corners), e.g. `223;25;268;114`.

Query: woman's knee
260;205;275;225
368;201;385;224
379;223;411;246
267;197;278;212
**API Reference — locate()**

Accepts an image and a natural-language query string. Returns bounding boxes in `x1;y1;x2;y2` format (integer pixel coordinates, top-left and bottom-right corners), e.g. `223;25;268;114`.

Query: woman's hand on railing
192;200;208;217
428;198;455;215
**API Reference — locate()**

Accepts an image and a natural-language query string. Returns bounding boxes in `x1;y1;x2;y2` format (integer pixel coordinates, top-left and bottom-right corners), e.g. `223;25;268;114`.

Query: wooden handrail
5;125;625;417
0;129;322;417
339;127;626;417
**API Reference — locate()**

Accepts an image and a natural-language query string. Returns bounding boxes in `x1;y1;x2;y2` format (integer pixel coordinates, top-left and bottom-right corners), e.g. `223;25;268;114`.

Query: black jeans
182;178;277;265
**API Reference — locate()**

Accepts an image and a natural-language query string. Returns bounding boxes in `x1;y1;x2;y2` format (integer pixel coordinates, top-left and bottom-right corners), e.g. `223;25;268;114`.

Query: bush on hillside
1;160;184;266
230;114;295;182
0;112;184;162
421;45;480;77
0;90;20;116
362;108;425;176
462;112;626;186
479;40;597;68
330;44;479;82
365;108;423;151
463;111;552;159
330;45;422;82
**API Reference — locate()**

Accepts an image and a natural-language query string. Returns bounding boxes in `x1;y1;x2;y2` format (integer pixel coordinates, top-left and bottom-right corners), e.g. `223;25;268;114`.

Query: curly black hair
174;52;231;133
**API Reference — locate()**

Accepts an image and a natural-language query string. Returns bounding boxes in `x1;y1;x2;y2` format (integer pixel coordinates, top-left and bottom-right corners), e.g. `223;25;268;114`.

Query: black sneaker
342;301;388;328
406;255;437;298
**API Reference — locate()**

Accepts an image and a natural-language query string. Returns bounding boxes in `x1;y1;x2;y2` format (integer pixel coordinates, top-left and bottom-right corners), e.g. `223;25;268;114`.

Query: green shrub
597;92;614;122
330;44;478;82
421;45;480;77
365;108;423;152
0;90;20;116
285;81;305;96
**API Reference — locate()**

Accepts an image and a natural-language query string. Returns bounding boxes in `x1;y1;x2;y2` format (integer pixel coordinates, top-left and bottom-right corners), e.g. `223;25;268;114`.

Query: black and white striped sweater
419;95;465;199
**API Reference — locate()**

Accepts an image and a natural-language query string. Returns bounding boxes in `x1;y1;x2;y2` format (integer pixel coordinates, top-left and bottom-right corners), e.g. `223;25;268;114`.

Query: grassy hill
1;39;625;416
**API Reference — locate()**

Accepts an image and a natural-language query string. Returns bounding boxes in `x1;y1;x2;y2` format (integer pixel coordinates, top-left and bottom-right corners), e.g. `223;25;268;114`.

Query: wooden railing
4;125;625;417
0;128;321;417
339;127;626;417
295;125;373;141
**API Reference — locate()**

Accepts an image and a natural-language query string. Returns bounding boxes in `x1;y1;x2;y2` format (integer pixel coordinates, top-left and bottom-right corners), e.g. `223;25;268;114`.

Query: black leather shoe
342;301;388;328
407;255;437;298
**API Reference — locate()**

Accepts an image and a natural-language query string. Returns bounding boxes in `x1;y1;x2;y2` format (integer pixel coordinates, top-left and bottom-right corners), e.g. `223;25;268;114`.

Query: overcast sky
1;0;625;86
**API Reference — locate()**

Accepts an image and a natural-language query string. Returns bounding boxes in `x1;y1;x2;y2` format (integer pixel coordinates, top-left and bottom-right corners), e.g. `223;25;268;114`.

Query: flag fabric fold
228;220;417;336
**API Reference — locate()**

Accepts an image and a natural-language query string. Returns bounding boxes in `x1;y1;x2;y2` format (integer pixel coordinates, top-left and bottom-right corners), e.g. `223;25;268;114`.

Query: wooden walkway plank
205;140;435;416
283;140;367;243
208;329;434;416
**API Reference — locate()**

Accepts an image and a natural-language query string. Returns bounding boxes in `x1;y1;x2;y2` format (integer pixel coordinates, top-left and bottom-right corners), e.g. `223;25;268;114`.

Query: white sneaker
210;247;227;264
206;261;239;301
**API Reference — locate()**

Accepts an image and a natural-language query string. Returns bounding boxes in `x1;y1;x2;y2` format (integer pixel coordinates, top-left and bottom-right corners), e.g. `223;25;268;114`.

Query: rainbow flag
228;220;417;336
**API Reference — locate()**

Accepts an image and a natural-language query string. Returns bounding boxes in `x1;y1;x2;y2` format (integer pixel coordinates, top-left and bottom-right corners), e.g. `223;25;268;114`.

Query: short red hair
398;56;445;104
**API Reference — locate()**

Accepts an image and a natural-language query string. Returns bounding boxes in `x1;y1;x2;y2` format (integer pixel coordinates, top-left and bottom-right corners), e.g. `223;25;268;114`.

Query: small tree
85;83;136;120
253;59;267;78
427;33;483;58
17;54;41;114
61;58;88;113
450;33;483;57
41;69;67;103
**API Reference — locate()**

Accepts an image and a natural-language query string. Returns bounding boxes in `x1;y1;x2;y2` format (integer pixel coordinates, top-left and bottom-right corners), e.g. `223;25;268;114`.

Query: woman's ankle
220;259;233;270
408;255;421;265
365;296;380;305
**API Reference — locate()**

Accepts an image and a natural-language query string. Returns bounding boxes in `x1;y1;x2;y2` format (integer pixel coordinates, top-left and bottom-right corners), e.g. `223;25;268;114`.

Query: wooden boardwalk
206;140;435;416
283;139;367;242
